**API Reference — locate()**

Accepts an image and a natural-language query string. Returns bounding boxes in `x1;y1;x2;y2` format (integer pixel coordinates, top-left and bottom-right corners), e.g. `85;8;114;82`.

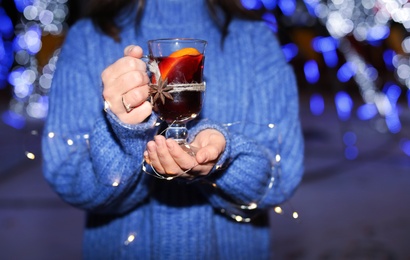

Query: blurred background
0;0;409;259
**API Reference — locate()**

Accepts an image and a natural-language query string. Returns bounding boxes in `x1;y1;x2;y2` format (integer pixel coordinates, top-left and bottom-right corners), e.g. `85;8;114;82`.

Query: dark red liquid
155;91;203;123
152;54;205;123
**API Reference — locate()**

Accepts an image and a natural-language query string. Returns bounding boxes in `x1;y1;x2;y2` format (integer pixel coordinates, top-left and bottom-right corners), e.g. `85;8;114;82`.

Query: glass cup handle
141;54;150;63
141;55;152;78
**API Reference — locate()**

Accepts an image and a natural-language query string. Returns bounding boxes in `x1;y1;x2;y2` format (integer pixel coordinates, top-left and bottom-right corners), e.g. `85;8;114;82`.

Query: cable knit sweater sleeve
189;21;304;218
42;21;157;214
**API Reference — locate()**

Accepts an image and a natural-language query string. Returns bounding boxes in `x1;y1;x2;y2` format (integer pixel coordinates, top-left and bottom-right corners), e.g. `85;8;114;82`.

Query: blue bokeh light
14;26;42;55
335;91;353;121
262;12;278;32
278;0;296;16
261;0;277;10
367;25;390;42
356;103;378;120
0;38;5;60
0;41;13;67
0;7;14;38
281;43;298;62
343;131;357;146
312;36;338;53
383;84;402;133
312;37;339;67
400;139;410;157
407;90;410;109
383;49;396;71
0;7;15;89
303;0;319;17
13;0;32;13
2;110;26;129
383;83;401;104
322;50;338;68
0;65;8;89
310;93;325;116
345;146;358;160
385;110;401;134
8;67;25;86
241;0;263;10
304;59;320;84
337;62;356;82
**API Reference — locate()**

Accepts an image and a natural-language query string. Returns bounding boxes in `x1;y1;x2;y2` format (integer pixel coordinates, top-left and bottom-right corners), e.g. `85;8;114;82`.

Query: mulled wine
151;52;205;123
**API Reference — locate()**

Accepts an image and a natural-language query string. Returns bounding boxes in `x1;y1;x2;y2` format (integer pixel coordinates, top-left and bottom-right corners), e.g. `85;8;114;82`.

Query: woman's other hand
144;129;226;179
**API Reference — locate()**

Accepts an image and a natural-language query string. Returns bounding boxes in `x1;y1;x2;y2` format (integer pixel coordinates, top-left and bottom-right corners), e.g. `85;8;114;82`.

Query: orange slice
159;48;202;82
169;47;200;58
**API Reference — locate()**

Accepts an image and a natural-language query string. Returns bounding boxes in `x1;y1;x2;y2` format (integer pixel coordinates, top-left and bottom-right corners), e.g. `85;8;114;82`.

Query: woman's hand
102;45;152;124
144;129;226;179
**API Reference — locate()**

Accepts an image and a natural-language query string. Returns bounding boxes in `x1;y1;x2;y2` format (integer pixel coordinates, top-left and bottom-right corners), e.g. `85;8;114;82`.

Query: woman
42;0;304;258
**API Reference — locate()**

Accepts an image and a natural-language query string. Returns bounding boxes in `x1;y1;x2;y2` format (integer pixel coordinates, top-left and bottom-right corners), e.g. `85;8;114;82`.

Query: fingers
103;69;149;95
146;136;197;177
118;100;152;124
166;139;198;170
103;80;150;116
102;56;148;88
108;70;150;103
102;45;147;94
122;83;149;107
144;130;226;178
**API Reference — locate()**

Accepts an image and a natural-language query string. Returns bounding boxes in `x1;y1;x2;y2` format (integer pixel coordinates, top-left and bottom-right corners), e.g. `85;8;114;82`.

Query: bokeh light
335;91;353;121
3;0;68;128
310;93;325;116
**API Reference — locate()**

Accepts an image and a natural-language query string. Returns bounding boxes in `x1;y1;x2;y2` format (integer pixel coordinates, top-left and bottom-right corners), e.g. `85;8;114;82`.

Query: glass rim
147;38;207;45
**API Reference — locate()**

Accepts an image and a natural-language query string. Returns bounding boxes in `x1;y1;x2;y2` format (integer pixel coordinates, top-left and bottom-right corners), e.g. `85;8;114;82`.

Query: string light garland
38;117;301;223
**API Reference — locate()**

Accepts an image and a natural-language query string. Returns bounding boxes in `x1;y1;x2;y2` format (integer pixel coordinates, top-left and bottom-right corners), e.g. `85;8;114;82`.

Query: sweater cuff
104;107;158;154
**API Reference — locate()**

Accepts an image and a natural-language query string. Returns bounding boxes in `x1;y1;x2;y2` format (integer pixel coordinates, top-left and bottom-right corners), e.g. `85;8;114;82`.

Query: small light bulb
26;152;35;160
234;215;243;222
274;207;283;214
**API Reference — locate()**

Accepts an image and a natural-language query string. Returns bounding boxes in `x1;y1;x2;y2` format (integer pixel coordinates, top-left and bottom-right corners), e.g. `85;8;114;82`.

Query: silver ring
103;100;111;112
121;95;133;113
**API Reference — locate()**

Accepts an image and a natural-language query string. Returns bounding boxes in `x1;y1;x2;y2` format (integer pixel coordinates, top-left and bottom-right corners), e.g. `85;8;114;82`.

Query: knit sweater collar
143;0;210;26
117;0;214;29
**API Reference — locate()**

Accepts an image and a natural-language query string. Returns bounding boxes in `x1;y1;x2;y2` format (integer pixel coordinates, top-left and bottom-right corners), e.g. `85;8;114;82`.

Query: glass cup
147;38;207;155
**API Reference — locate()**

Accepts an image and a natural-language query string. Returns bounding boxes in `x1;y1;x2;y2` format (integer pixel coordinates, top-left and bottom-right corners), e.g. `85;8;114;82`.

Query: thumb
124;45;144;58
196;145;219;164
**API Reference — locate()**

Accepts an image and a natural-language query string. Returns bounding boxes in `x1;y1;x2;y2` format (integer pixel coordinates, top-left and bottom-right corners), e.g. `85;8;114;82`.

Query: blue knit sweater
42;0;304;259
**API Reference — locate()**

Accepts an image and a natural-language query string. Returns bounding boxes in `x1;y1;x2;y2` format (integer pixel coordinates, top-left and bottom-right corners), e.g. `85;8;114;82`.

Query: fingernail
125;46;134;54
200;152;209;163
166;140;174;150
147;142;155;153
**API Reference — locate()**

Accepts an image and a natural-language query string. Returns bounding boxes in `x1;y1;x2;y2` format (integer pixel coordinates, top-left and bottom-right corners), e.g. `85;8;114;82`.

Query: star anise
149;77;174;104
